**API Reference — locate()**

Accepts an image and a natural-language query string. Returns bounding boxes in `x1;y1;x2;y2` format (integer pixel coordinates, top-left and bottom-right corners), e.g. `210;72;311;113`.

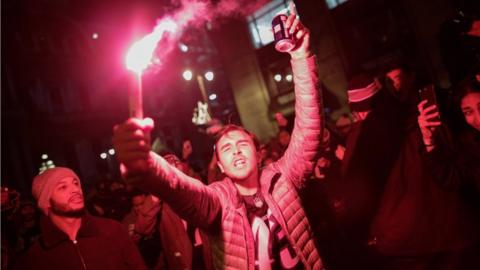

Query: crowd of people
2;8;479;270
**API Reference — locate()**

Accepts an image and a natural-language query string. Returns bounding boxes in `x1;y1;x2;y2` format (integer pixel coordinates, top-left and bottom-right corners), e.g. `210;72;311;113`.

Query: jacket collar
223;177;244;209
224;168;277;209
40;213;99;247
259;165;277;193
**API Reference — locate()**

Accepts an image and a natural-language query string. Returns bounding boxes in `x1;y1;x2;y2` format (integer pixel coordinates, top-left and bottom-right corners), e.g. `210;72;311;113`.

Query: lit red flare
125;18;178;74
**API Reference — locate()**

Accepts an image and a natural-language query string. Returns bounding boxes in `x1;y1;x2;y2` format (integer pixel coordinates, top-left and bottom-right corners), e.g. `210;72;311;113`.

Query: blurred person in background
13;199;41;253
439;8;480;86
123;152;205;270
417;76;480;216
1;186;21;270
336;73;405;269
368;72;479;269
123;190;163;269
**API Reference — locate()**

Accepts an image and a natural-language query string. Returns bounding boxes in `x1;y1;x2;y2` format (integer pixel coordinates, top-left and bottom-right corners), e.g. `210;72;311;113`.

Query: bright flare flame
125;19;178;74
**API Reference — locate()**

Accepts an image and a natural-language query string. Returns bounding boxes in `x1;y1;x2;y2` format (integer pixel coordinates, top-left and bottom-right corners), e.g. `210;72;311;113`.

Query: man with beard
12;167;146;270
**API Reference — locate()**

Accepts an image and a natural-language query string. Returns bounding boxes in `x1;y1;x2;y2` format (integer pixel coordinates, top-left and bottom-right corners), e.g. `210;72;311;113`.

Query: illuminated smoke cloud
171;0;271;28
213;0;270;18
128;0;270;71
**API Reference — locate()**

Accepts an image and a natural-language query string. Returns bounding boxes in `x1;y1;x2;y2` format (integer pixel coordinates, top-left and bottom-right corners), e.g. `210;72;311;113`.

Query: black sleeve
423;131;480;193
114;222;148;270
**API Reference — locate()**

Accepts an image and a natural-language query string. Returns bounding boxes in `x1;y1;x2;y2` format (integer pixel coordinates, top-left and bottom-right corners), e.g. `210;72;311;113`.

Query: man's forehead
462;93;480;106
218;130;252;143
55;176;78;185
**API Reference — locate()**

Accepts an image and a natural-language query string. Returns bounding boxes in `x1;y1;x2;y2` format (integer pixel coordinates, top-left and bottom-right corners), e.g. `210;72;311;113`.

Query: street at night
2;0;479;269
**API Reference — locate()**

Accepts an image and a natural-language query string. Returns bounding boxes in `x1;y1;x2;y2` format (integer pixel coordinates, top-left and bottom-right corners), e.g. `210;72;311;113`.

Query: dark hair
158;150;177;158
455;77;480;106
129;188;148;198
213;124;259;159
450;77;480;133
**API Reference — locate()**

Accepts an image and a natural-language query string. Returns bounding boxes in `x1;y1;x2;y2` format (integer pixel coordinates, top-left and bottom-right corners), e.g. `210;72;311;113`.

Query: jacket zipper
72;239;88;270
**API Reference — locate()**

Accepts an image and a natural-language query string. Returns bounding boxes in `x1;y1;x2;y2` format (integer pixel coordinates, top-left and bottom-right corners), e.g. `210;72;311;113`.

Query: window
247;0;289;49
325;0;349;10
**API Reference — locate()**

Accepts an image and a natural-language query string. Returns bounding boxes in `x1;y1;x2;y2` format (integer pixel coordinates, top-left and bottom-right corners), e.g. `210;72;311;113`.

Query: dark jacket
159;203;196;270
425;127;480;199
371;123;479;255
13;214;147;270
339;90;404;242
126;56;324;270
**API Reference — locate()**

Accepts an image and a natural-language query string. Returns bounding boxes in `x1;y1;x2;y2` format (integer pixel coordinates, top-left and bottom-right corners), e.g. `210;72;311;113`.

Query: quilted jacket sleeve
274;56;323;189
125;153;222;230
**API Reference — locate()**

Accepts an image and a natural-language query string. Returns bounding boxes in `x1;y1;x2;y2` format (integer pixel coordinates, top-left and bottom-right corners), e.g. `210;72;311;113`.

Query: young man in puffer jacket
113;10;325;270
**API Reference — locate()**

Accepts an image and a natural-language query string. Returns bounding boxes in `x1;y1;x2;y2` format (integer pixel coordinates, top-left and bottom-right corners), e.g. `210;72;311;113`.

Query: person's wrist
290;51;313;60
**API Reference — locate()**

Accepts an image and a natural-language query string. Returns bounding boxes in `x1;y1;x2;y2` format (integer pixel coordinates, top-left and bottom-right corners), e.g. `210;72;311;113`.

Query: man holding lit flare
113;8;325;270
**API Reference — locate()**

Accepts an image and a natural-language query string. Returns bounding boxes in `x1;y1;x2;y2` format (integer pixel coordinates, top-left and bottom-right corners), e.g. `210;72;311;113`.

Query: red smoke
131;0;271;72
172;0;271;28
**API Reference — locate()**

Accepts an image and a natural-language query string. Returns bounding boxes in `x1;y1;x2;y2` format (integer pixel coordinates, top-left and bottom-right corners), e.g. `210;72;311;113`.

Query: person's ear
217;161;225;173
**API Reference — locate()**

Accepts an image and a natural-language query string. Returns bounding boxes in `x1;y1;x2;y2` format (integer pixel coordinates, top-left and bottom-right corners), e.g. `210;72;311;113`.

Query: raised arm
274;12;323;188
113;118;221;229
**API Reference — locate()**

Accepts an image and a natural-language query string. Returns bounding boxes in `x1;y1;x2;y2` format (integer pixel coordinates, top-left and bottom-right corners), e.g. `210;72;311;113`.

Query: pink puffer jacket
128;56;324;270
